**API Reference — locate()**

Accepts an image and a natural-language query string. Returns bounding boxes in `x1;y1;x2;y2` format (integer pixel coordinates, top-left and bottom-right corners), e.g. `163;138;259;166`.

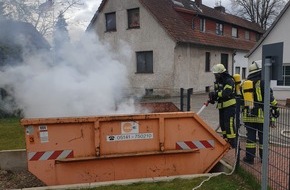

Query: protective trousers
244;122;263;160
219;105;236;148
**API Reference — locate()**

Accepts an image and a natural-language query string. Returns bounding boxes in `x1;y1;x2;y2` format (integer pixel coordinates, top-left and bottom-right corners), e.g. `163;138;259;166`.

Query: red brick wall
178;12;260;42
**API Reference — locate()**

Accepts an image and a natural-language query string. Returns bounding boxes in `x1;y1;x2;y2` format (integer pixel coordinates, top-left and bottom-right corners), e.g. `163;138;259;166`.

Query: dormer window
232;27;238;38
128;8;140;29
256;33;261;41
245;30;250;40
216;23;223;35
200;18;205;32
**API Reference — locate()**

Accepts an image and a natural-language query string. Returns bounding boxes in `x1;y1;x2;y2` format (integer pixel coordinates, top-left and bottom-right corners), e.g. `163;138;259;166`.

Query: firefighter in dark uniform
241;60;279;164
209;63;237;148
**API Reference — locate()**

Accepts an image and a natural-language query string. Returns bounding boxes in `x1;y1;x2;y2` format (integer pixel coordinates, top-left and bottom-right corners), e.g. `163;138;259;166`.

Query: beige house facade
88;0;263;96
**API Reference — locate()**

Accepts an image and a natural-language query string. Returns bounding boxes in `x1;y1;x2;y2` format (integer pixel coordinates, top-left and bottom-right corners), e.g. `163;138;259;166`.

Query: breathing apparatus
242;80;254;109
233;74;241;96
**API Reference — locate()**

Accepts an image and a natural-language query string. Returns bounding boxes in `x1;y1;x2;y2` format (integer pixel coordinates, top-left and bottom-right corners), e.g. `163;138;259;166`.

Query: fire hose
193;100;239;190
196;100;210;115
196;100;220;131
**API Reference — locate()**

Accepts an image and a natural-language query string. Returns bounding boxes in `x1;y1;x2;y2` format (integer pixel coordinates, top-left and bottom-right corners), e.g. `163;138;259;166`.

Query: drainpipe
232;50;237;75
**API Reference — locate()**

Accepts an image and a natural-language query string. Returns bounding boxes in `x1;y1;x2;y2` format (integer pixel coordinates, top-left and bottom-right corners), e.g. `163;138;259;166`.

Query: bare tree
230;0;287;30
0;2;8;20
3;0;83;39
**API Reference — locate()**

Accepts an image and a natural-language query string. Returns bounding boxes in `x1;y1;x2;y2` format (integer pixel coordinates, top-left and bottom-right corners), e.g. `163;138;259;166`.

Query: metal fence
237;99;290;190
142;92;290;189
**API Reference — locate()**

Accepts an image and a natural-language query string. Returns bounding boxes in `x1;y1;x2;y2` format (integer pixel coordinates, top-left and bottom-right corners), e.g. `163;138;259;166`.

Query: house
87;0;263;96
0;20;50;67
0;20;50;112
246;1;290;100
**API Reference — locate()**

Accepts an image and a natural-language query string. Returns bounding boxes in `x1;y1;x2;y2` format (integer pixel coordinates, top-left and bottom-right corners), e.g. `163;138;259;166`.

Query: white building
246;1;290;100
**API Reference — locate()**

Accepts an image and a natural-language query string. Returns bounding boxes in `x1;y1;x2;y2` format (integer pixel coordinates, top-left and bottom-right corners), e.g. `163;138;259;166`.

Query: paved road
141;93;290;145
190;93;219;130
141;93;220;130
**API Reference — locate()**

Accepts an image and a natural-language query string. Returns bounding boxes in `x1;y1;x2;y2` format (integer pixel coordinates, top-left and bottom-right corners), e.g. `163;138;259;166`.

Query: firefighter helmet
248;60;262;75
212;64;226;74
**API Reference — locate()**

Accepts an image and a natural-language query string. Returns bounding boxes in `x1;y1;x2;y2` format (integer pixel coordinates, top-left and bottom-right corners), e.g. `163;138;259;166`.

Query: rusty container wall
21;112;230;186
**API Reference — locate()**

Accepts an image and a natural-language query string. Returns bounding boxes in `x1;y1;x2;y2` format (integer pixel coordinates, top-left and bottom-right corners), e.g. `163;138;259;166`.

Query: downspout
187;43;191;88
232;50;237;74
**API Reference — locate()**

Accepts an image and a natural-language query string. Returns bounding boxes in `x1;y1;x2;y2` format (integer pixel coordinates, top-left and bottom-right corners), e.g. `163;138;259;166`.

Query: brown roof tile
199;5;264;33
140;0;262;51
90;0;263;51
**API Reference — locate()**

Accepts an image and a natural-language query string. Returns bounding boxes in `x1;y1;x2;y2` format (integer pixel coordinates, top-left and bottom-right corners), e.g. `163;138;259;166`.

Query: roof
246;1;290;57
88;0;264;51
0;20;50;50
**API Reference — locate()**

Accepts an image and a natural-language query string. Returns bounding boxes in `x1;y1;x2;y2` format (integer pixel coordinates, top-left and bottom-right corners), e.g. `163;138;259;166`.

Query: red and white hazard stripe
28;150;73;161
176;140;214;150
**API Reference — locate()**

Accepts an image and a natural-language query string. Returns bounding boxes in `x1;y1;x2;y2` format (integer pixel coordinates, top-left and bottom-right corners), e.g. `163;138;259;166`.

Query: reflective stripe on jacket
215;76;236;109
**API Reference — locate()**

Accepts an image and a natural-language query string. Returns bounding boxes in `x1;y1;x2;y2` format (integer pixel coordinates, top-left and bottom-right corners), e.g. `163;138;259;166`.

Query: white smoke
0;32;147;118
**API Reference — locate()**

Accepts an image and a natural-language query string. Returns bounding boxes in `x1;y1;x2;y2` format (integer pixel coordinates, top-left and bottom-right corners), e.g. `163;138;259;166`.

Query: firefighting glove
271;107;280;118
208;92;217;104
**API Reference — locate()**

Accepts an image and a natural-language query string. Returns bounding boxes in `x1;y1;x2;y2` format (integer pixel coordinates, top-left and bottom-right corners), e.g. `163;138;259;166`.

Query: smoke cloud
0;32;146;118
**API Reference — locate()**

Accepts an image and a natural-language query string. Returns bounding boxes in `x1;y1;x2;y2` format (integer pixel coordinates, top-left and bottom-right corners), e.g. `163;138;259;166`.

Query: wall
234;51;248;79
173;44;233;93
0;149;27;171
91;0;243;96
92;0;176;96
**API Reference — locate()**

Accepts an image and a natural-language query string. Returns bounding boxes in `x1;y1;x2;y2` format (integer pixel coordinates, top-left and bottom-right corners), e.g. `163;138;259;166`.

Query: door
221;53;229;71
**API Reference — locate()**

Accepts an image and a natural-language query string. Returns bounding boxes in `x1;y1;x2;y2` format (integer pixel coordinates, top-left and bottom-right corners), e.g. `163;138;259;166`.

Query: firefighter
209;63;237;148
241;60;279;164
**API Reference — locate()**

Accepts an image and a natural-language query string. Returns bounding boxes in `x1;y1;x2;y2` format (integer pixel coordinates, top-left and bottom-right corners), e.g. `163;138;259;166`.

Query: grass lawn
0;117;25;150
80;168;260;190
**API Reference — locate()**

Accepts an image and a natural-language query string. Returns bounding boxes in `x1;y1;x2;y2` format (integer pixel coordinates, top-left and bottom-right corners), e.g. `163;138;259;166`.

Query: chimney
214;5;225;13
195;0;202;7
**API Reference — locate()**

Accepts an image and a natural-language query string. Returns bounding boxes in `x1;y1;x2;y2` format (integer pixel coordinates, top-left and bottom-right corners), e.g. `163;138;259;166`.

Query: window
200;18;205;32
277;66;290;86
256;33;261;41
128;8;140;28
232;27;238;38
192;19;195;29
136;51;153;73
242;67;246;79
216;23;223;35
205;52;210;72
235;66;240;75
245;30;250;40
105;12;116;31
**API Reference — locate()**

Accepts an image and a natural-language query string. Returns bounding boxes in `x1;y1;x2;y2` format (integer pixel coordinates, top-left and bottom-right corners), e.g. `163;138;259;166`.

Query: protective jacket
214;73;236;109
242;72;278;123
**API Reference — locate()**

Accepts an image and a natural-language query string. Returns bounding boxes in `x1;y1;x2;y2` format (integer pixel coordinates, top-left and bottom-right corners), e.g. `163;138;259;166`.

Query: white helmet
248;60;262;75
212;64;226;74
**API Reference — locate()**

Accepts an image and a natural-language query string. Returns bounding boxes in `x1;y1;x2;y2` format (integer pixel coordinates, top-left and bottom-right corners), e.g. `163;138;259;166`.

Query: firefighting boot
243;157;254;165
243;147;255;165
228;138;236;149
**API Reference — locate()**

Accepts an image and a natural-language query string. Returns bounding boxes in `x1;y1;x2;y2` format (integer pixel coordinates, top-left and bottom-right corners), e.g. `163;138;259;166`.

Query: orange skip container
21;111;229;185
